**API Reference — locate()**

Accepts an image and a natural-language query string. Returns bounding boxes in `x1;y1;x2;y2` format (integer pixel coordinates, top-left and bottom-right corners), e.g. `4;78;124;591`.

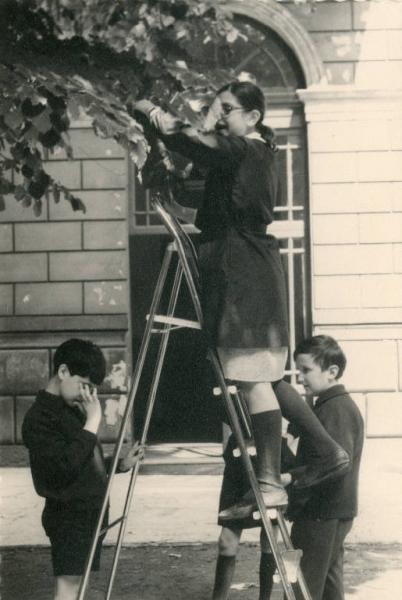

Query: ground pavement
1;443;402;599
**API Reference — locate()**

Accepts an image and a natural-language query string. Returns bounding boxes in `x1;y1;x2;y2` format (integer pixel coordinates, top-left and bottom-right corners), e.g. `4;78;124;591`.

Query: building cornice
297;86;402;120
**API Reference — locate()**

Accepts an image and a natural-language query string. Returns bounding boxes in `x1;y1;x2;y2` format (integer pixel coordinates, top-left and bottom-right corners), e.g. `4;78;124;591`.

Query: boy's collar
315;383;346;406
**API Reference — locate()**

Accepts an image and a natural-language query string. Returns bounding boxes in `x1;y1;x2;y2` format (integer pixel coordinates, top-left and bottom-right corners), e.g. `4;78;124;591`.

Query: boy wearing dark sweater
281;335;364;600
22;338;142;600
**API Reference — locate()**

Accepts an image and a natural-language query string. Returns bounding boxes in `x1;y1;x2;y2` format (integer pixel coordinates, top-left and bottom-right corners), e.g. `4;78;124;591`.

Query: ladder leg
78;245;175;600
104;261;184;600
276;512;312;600
208;350;297;600
232;388;253;439
105;463;139;600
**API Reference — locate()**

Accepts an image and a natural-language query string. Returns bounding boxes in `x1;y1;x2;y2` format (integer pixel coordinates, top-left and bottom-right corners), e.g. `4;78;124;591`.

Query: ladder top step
146;315;201;330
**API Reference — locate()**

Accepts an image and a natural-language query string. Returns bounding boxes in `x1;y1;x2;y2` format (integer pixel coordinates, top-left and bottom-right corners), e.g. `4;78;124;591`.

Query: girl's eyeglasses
220;103;244;117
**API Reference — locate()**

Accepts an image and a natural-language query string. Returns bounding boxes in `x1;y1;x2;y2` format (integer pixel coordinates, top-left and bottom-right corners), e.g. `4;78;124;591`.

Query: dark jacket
288;384;364;521
22;390;109;510
160;131;280;240
156;127;289;349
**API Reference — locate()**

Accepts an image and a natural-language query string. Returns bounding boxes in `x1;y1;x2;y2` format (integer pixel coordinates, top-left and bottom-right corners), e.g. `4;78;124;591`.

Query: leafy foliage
0;0;243;214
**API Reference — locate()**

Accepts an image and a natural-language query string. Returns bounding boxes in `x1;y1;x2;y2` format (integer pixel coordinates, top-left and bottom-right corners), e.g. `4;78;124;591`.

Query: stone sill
0;315;128;334
0;443;224;471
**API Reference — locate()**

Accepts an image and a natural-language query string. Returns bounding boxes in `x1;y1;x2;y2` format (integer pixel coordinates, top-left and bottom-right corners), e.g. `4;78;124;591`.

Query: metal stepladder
78;195;312;600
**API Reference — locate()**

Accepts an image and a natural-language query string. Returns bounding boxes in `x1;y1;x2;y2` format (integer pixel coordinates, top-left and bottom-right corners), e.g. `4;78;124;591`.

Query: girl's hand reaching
202;97;222;132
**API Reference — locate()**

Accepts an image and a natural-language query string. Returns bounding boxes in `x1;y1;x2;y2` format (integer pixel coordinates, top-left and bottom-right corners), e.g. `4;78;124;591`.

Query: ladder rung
100;516;125;535
273;549;303;583
150;326;181;334
146;314;201;330
233;445;256;457
253;508;278;520
213;385;238;396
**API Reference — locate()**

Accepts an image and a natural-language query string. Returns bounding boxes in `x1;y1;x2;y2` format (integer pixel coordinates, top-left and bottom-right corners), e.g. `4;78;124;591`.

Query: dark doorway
129;233;222;443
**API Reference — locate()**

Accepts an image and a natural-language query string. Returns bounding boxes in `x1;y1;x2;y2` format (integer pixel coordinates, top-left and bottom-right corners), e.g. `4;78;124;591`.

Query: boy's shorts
42;502;108;576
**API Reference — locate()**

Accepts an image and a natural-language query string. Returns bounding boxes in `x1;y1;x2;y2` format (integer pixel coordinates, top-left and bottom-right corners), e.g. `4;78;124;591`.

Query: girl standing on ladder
134;80;349;516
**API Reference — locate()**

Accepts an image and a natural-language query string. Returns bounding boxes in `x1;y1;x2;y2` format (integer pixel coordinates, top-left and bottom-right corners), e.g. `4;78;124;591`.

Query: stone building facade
1;1;402;473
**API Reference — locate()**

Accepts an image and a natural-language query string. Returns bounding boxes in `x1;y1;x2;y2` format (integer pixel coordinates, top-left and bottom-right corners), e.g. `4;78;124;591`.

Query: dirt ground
2;543;402;600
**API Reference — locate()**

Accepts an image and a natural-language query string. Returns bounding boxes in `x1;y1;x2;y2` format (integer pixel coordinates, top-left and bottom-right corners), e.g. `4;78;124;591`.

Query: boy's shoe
218;486;288;521
293;447;350;489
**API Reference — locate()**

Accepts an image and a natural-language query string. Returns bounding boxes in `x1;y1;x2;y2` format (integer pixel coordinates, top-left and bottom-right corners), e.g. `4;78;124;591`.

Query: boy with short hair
22;338;143;600
282;335;364;600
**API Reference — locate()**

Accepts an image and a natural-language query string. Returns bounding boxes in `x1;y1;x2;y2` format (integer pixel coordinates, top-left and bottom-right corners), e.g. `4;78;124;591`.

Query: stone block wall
294;0;402;438
286;0;402;87
0;121;130;444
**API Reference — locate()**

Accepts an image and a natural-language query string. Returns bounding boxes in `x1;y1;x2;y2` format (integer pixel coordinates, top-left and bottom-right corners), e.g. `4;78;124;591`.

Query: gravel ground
2;543;402;600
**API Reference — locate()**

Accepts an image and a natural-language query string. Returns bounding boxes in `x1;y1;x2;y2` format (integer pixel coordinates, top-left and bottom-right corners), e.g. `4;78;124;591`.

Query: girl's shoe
219;485;288;521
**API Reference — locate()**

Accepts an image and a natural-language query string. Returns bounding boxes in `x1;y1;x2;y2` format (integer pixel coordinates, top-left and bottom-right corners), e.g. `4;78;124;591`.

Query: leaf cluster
0;0;240;214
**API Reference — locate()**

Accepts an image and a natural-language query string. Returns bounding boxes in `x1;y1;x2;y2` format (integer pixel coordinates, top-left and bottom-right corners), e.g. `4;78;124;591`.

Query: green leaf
4;109;24;130
50;112;70;132
32;109;53;134
28;180;46;200
0;178;14;194
53;185;61;203
33;199;42;217
23;126;40;144
22;164;34;178
10;144;25;162
67;97;81;120
1;159;16;171
39;128;61;148
14;185;26;201
21;98;47;118
0;98;14;117
21;195;32;208
72;75;95;93
70;195;86;213
161;15;175;28
0;0;242;215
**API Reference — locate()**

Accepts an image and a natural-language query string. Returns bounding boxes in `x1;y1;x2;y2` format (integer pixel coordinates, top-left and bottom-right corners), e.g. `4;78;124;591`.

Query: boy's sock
259;552;277;600
212;555;236;600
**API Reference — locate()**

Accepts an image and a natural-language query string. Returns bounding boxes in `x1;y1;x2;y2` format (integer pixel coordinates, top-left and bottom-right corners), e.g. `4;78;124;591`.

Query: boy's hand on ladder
119;441;145;472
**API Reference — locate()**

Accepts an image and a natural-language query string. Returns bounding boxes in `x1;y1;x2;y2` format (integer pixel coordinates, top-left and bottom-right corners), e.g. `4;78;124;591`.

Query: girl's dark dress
157;123;289;381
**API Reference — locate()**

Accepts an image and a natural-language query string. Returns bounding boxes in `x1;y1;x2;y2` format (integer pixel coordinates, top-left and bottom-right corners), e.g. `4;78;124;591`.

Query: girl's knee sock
251;410;283;490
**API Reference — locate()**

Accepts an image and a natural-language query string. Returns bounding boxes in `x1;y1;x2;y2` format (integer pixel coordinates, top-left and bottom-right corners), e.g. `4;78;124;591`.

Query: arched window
196;16;305;92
